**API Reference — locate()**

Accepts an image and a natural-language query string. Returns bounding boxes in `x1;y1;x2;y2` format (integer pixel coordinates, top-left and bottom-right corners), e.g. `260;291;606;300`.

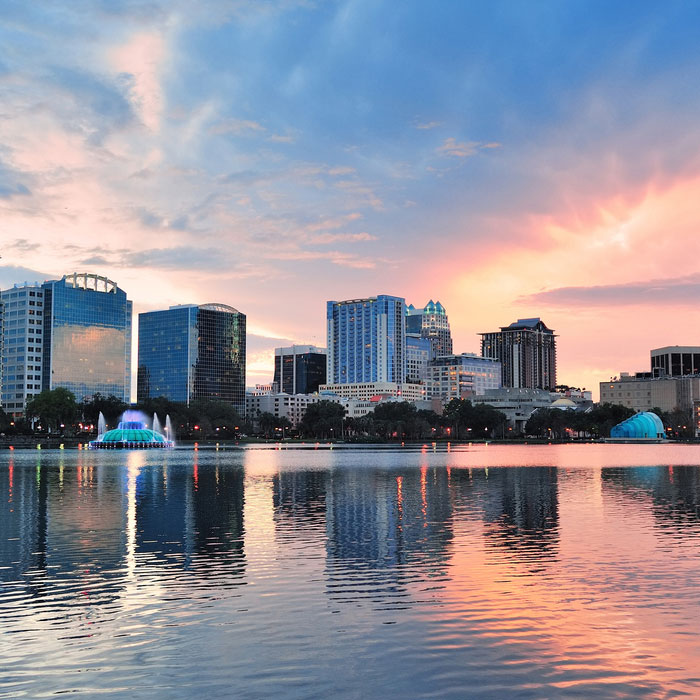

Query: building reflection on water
475;467;559;560
602;465;700;533
0;453;246;602
4;453;700;613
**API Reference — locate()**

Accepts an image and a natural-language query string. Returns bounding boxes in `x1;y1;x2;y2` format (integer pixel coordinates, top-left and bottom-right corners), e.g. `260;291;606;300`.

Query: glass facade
651;347;700;377
42;274;132;403
327;295;405;385
273;345;327;394
138;306;197;404
138;304;246;413
405;334;431;384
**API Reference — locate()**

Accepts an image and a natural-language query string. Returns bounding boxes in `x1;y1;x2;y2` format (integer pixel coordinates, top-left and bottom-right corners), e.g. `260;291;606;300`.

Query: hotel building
0;284;46;415
480;318;557;390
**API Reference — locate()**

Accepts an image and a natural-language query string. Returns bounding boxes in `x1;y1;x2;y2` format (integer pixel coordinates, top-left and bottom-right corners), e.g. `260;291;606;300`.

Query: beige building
599;374;700;413
319;381;426;402
245;392;375;428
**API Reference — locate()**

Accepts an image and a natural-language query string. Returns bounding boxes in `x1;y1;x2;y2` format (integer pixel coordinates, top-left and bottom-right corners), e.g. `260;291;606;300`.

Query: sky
2;0;700;396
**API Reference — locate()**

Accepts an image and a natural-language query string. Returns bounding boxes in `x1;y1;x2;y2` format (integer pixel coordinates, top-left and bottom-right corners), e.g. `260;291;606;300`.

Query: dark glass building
41;273;132;402
273;345;326;394
138;303;246;412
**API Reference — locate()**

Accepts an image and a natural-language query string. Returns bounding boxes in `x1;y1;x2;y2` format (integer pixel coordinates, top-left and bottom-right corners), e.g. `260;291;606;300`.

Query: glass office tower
138;303;246;413
42;273;132;402
326;295;405;384
273;345;326;394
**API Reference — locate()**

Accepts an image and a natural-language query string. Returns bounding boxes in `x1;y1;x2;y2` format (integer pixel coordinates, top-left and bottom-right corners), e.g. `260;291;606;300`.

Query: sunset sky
2;0;700;395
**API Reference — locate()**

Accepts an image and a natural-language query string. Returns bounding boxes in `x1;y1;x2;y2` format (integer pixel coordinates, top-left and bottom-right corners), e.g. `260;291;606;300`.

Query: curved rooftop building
42;273;132;402
138;303;246;413
610;412;666;439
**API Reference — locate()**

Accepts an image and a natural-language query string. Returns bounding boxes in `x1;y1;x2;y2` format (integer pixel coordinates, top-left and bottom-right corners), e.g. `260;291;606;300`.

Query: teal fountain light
89;410;174;450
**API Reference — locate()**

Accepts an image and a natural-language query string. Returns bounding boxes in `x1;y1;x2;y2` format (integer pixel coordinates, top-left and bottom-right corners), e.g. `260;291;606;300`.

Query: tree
661;408;692;439
25;388;78;432
442;398;507;439
299;400;346;439
188;399;245;438
80;393;128;427
525;408;572;439
257;411;278;438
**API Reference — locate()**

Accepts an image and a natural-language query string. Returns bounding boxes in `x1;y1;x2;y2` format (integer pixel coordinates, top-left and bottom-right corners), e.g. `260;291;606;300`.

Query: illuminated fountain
89;410;174;450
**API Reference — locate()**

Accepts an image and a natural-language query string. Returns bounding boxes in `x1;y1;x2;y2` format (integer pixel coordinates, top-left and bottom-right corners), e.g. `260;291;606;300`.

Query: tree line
1;389;692;440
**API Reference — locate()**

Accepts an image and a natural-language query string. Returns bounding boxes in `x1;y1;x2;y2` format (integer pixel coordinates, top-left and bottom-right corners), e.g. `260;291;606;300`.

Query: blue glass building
326;295;405;384
41;273;132;403
138;303;246;413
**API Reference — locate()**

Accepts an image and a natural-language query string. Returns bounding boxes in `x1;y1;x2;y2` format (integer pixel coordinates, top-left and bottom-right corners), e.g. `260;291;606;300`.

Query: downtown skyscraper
326;295;406;385
406;300;453;359
42;273;133;404
480;318;557;390
2;274;132;413
138;303;246;413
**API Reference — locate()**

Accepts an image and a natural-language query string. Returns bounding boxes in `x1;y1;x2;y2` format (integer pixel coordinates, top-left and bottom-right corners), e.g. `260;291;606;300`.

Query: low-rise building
245;392;376;429
246;392;321;427
427;353;501;402
473;388;555;432
599;373;700;413
319;381;426;402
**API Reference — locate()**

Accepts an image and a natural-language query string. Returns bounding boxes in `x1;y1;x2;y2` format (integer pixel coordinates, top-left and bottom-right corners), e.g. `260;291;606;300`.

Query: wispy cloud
308;231;376;244
415;120;442;130
521;274;700;307
210;118;267;135
436;138;501;158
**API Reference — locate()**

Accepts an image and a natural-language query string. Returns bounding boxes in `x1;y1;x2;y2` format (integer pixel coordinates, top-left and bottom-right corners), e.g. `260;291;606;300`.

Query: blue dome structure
610;412;666;439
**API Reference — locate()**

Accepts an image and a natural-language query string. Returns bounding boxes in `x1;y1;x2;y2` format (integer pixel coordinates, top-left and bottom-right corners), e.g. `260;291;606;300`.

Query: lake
2;443;700;698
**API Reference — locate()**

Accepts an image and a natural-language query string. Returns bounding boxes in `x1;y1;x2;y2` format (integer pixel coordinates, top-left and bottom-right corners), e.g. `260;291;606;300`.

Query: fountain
153;413;162;435
165;414;175;446
97;412;107;437
89;410;174;450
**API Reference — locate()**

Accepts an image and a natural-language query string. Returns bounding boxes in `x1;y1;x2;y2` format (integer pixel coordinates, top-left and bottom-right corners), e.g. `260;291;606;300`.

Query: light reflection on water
2;445;700;698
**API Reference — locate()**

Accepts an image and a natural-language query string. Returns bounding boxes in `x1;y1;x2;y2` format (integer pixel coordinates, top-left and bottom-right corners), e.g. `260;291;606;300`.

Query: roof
200;303;242;314
486;318;555;333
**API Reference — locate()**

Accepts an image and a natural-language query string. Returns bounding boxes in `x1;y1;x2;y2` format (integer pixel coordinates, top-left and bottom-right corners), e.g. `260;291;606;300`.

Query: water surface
3;444;700;698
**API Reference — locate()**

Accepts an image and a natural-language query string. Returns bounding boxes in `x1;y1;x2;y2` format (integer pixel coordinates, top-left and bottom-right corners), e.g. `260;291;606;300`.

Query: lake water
3;444;700;698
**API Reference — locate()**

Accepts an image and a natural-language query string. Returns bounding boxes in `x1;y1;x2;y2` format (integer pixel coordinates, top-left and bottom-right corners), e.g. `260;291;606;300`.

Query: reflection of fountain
89;410;174;450
165;415;176;446
153;413;162;435
97;412;107;437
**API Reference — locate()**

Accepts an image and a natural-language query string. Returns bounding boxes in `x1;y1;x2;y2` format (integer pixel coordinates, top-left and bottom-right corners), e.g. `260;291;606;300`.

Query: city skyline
2;1;700;394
